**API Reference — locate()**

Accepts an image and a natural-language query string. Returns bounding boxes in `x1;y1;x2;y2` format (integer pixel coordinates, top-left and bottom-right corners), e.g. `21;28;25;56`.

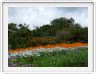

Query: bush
27;37;57;47
8;17;88;49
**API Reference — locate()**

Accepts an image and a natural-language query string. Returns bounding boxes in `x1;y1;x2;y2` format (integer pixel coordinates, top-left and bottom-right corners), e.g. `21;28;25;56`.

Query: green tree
8;23;18;49
8;17;88;49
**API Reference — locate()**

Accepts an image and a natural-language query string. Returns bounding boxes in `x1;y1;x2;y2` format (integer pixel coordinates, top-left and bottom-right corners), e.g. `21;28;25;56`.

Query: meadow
8;46;88;67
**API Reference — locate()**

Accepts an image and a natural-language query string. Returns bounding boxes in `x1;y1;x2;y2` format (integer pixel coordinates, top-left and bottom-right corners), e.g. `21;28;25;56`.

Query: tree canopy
8;17;88;50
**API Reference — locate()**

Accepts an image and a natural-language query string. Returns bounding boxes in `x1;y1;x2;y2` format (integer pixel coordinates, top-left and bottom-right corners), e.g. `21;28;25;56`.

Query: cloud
8;7;88;30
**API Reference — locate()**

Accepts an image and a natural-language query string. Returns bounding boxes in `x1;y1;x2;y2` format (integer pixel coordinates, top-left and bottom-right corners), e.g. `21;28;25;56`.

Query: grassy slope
9;47;88;67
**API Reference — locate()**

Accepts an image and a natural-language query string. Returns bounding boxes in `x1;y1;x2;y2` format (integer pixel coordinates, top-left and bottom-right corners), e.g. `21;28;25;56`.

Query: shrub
27;37;57;47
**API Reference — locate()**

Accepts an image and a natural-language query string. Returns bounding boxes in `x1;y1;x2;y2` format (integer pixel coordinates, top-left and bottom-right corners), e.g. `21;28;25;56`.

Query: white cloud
8;7;88;30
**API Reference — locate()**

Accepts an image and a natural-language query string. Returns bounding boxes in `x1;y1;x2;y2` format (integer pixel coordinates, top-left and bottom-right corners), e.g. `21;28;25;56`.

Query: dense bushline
8;17;88;50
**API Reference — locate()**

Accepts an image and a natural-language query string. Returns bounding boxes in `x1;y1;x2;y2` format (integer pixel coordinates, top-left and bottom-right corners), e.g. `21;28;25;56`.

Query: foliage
8;17;88;49
27;37;56;47
8;23;31;49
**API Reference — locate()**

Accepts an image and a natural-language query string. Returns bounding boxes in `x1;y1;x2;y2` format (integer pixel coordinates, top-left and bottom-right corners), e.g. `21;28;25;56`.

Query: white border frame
2;1;94;73
1;0;95;2
0;2;2;71
94;1;96;72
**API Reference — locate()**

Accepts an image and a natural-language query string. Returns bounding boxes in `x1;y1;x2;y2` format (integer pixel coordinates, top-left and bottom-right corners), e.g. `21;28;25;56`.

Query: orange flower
9;42;88;53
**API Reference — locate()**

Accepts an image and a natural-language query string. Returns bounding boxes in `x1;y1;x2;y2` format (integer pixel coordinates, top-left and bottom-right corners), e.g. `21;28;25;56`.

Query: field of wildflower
8;43;88;67
8;17;88;67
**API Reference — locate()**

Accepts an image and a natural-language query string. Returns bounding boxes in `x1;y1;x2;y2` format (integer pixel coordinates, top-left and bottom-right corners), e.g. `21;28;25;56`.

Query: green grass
8;47;88;67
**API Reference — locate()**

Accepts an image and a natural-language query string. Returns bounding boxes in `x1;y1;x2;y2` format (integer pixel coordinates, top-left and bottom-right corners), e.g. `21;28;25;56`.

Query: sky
8;7;88;30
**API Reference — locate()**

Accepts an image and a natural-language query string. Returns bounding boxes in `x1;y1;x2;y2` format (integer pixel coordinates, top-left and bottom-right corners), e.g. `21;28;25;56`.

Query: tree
16;23;31;48
8;23;18;49
8;23;31;49
8;17;88;49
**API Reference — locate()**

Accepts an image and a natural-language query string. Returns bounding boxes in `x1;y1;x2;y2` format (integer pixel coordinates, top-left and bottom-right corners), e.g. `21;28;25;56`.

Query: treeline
8;17;88;50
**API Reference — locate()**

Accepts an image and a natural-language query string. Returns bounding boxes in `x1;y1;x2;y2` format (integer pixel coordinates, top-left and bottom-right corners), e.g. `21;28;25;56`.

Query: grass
8;47;88;67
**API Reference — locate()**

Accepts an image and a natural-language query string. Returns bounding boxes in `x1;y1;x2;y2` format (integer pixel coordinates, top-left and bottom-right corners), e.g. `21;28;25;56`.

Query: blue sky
8;7;88;30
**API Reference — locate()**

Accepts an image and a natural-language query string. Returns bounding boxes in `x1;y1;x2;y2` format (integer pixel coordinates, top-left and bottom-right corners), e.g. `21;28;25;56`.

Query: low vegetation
8;47;88;67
